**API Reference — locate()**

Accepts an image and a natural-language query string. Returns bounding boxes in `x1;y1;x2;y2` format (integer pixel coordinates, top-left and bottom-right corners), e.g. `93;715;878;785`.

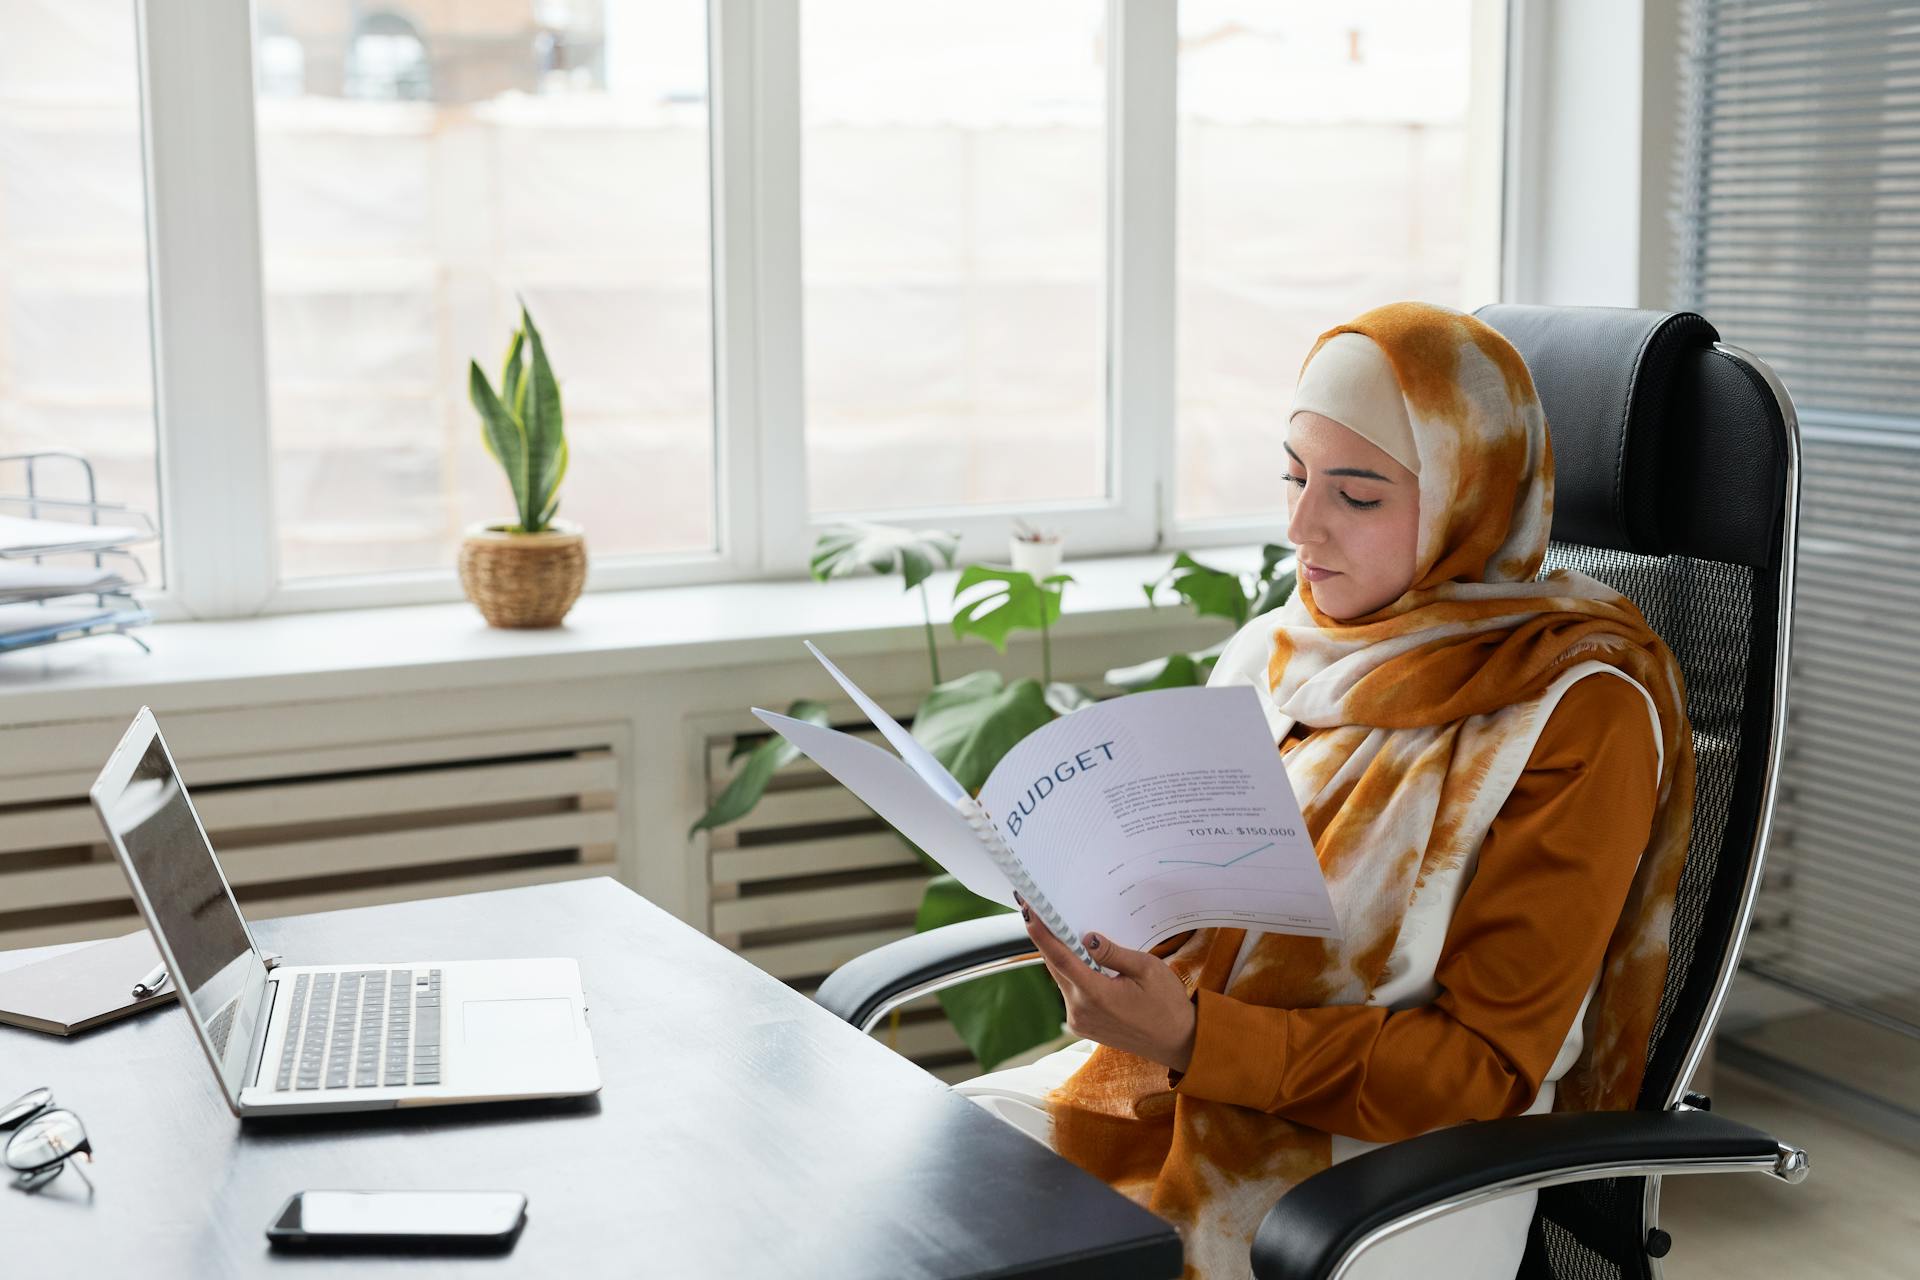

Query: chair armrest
813;913;1039;1033
1252;1108;1806;1280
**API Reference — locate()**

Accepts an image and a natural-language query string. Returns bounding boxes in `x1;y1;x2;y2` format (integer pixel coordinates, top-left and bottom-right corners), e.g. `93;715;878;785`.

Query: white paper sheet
974;685;1340;951
0;513;146;556
749;709;1015;907
802;640;968;805
0;602;129;638
0;562;129;601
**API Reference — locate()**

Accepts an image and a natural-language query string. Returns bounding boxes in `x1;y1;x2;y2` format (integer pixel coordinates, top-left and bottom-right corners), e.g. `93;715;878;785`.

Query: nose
1286;478;1326;548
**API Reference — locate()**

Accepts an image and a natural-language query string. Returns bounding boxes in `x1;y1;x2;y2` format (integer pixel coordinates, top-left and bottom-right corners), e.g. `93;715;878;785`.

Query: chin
1311;583;1387;622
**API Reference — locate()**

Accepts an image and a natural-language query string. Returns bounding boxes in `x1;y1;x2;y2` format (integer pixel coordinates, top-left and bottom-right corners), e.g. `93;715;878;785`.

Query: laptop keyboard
206;998;238;1059
273;968;443;1091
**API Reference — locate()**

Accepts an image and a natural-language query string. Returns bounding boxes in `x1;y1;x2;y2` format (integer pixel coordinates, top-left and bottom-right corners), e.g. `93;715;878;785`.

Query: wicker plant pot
458;520;587;628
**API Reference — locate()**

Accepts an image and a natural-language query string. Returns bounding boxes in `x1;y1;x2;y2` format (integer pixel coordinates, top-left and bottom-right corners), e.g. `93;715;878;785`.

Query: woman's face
1283;411;1421;620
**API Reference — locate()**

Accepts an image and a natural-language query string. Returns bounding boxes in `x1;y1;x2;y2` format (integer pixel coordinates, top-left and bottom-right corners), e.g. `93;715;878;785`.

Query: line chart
1155;841;1274;869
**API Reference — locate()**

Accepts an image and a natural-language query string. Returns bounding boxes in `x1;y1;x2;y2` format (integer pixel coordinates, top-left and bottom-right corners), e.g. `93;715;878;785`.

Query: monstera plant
694;529;1296;1070
1105;544;1297;692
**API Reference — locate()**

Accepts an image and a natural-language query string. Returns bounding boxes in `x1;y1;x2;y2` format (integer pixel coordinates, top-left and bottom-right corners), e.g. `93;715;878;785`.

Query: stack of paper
0;513;148;557
0;561;133;603
0;602;148;649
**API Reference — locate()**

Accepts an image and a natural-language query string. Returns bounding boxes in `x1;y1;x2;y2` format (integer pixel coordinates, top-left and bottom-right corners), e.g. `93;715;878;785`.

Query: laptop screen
94;716;268;1106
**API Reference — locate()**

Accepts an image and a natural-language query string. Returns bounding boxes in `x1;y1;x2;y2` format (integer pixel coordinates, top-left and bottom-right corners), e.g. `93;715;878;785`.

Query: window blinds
1673;2;1920;1031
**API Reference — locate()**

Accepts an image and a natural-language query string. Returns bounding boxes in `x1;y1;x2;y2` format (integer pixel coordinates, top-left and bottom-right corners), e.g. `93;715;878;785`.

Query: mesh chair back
1474;306;1796;1280
1523;547;1775;1279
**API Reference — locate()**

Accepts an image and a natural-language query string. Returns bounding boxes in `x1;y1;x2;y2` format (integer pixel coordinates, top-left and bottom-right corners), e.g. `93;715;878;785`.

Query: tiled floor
1658;1067;1920;1278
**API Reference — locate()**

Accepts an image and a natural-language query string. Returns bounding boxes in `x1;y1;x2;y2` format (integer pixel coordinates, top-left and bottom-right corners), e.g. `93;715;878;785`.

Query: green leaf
512;359;531;425
916;874;1064;1071
519;305;566;533
690;699;830;835
1146;553;1252;627
909;671;1054;795
1103;637;1231;692
1250;566;1297;619
1044;681;1097;715
469;360;529;520
907;668;1003;737
535;436;569;529
949;566;1072;653
500;326;526;419
810;522;961;592
913;675;1052;794
1104;651;1205;692
1251;545;1297;617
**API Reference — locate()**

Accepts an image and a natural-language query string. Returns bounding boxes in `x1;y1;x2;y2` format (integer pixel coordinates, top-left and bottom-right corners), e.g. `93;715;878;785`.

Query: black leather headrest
1474;304;1789;569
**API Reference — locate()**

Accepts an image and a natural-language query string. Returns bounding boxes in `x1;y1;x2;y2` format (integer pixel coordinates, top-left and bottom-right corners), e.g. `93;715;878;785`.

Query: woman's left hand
1018;894;1197;1073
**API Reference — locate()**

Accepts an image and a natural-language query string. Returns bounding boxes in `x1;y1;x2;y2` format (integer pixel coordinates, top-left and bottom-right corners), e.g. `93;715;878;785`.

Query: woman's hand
1017;893;1198;1073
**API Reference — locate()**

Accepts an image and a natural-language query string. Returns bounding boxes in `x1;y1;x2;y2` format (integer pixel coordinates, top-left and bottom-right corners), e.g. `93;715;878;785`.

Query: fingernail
1085;934;1102;951
1013;891;1025;906
1020;906;1031;922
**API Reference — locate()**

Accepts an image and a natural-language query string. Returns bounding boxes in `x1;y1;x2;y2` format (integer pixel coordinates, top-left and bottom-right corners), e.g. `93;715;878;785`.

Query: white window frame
1164;0;1512;553
754;0;1175;579
131;0;1508;622
138;0;277;621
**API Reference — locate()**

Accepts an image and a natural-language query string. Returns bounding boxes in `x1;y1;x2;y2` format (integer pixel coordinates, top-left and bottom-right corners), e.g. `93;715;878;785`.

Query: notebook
0;928;175;1036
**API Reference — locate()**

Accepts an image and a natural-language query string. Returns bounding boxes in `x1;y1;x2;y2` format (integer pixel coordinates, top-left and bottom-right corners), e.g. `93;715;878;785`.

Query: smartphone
265;1190;528;1252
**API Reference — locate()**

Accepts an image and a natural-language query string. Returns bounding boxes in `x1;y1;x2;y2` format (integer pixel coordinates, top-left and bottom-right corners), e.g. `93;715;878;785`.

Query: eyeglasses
2;1088;94;1194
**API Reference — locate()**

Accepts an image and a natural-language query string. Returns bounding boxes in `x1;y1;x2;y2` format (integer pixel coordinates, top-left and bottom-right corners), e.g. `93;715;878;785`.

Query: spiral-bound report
954;791;1094;968
750;644;1340;965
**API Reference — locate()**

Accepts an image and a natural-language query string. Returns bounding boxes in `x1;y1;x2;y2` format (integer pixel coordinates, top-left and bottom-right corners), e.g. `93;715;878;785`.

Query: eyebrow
1284;442;1395;482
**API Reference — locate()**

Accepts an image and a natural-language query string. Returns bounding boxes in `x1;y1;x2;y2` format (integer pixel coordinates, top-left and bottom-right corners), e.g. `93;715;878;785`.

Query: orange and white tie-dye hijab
1044;302;1696;1278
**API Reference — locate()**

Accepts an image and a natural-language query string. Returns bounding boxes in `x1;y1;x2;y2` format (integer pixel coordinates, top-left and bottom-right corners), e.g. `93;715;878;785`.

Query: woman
955;301;1695;1280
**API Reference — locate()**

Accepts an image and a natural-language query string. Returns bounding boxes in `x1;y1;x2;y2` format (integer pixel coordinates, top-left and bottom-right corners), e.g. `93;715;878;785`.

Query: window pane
1175;0;1477;524
0;0;162;584
254;1;713;582
802;0;1107;516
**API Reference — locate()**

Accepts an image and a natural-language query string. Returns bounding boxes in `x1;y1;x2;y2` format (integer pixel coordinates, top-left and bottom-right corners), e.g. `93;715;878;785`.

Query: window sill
0;545;1276;726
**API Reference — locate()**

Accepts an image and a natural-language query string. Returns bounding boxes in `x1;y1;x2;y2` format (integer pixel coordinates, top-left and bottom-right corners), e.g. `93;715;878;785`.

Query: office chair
815;305;1807;1279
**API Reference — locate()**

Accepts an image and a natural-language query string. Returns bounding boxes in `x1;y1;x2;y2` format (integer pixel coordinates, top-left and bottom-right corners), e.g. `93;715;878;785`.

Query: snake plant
468;303;569;533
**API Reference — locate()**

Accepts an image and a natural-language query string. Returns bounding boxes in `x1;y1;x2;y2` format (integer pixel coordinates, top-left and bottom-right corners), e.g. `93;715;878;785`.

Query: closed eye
1284;473;1383;510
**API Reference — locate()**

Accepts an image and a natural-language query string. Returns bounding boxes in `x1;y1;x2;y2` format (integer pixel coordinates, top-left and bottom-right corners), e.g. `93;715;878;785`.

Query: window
58;0;1501;617
252;0;714;582
0;0;161;583
800;0;1109;518
1173;0;1481;525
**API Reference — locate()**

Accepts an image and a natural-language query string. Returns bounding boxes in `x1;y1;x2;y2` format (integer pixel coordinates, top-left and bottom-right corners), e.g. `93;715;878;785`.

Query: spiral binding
957;795;1096;969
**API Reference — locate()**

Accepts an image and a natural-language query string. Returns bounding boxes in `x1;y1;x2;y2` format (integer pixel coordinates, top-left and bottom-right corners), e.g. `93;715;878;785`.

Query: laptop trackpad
463;997;574;1049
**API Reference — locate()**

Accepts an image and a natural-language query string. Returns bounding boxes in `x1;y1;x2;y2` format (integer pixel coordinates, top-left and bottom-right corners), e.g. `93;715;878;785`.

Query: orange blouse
1168;673;1662;1143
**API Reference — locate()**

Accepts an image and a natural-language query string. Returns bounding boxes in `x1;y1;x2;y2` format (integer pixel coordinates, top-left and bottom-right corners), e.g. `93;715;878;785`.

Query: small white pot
1010;536;1064;579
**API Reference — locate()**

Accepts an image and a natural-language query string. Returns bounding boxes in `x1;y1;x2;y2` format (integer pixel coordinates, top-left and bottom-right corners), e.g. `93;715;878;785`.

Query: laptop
89;707;602;1117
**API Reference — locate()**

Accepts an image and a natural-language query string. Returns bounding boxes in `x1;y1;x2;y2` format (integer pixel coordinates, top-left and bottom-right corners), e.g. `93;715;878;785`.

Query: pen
132;963;169;999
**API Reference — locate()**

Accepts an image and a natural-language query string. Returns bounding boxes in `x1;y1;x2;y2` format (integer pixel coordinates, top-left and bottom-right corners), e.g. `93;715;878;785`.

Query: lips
1302;565;1341;582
